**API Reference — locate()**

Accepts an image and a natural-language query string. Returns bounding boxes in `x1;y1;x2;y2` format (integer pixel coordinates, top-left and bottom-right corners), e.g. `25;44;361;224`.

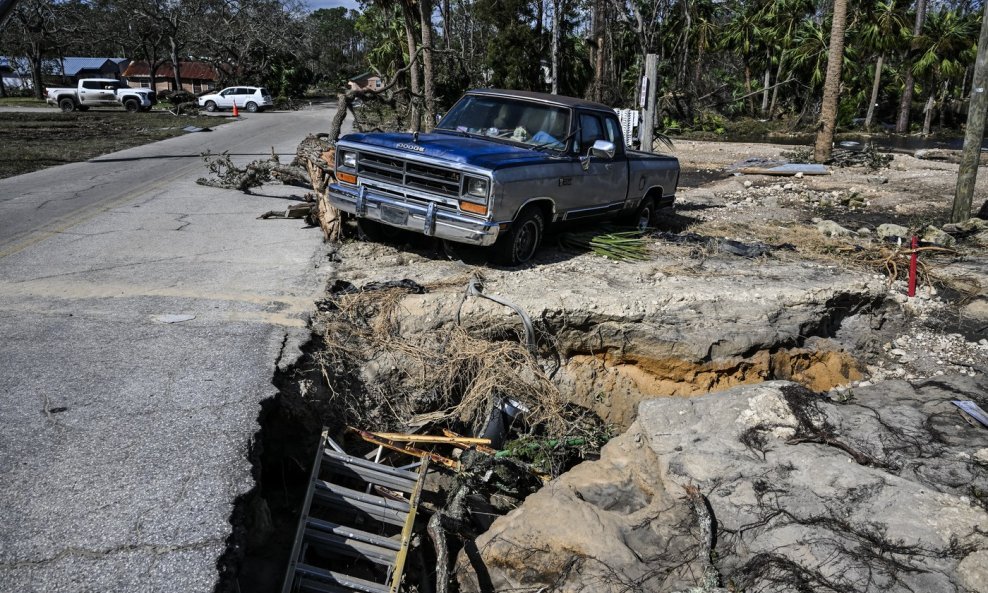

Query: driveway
0;105;346;591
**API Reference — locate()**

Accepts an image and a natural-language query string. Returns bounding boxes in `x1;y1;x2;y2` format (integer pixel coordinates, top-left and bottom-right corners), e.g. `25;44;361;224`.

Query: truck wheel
246;101;258;113
204;101;217;112
123;98;140;112
58;98;75;113
493;207;544;266
628;197;657;231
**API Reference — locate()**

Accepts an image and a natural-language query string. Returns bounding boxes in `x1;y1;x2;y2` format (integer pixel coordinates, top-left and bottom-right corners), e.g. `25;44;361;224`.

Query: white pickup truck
46;78;156;113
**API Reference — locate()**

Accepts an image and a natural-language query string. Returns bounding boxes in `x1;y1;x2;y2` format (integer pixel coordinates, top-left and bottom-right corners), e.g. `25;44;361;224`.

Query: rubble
455;378;988;593
217;137;987;593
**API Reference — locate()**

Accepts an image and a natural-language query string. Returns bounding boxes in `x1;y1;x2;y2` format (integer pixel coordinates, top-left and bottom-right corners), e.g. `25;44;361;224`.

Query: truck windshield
436;95;571;152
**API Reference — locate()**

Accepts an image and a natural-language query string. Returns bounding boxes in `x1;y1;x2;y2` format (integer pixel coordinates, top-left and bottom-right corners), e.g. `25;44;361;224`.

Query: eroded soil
228;139;988;593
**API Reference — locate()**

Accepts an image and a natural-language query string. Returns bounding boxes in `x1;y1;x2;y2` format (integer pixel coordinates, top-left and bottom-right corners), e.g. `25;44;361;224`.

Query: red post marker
907;235;918;297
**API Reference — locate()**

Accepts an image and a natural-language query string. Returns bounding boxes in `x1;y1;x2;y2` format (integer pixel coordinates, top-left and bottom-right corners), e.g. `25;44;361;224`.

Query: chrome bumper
329;183;500;247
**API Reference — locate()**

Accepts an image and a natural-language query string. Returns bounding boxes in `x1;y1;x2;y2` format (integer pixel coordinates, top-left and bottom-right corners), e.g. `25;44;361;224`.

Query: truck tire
625;197;657;231
58;98;76;113
204;101;217;112
492;207;544;266
123;98;140;112
246;101;258;113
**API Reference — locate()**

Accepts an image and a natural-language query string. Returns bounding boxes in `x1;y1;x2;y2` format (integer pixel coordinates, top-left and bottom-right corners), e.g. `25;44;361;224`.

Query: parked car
45;79;156;112
197;86;273;112
328;88;680;264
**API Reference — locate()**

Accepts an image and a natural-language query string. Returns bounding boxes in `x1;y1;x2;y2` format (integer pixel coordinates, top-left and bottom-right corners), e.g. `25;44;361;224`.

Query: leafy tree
855;0;908;128
304;7;364;89
897;0;929;132
913;6;977;133
474;0;543;90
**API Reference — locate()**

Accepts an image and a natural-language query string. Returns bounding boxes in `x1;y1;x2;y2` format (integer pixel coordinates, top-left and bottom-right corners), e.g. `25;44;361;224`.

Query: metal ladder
281;430;430;593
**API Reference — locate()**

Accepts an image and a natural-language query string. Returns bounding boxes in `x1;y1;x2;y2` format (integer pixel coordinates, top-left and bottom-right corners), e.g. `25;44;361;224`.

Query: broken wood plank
348;427;461;471
368;432;492;446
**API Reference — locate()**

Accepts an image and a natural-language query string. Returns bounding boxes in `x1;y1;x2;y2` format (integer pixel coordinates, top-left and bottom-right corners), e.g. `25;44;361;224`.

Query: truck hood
340;131;552;170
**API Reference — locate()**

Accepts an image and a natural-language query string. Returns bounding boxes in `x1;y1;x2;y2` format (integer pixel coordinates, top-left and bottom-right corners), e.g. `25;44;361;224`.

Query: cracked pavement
0;105;346;591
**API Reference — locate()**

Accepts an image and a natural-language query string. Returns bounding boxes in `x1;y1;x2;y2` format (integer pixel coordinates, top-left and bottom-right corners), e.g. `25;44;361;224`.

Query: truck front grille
358;152;461;197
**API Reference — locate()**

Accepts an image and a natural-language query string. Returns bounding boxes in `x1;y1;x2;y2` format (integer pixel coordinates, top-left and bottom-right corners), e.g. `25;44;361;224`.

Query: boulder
877;223;910;241
922;225;956;247
455;376;988;593
944;218;988;238
817;220;855;238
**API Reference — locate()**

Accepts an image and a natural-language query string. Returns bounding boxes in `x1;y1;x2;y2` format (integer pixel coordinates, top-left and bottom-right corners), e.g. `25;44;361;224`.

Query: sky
305;0;361;11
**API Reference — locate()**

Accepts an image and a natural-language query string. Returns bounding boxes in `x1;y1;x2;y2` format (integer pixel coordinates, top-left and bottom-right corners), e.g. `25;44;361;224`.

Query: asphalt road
0;105;345;591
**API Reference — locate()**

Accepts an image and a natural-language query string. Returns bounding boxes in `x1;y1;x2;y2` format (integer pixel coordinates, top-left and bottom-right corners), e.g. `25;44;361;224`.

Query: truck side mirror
581;139;616;170
591;139;616;159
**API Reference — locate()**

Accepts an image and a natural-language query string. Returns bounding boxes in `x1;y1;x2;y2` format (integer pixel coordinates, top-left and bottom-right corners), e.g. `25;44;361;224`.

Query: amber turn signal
459;201;488;215
337;172;358;185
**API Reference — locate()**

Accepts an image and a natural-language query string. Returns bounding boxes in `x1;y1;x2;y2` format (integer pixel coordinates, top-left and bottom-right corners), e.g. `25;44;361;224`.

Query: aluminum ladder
281;430;429;593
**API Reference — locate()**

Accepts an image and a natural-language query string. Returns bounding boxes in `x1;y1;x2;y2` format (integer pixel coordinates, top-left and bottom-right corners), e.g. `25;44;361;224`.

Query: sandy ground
330;138;988;395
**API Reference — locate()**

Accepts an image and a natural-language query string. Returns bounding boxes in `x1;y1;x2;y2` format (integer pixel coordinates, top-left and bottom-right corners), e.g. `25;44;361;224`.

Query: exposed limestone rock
922;225;956;247
455;376;988;593
816;219;855;237
877;223;910;241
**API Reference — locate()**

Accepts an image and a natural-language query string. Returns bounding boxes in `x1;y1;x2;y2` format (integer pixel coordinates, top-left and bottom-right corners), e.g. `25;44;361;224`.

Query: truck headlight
464;176;489;199
341;151;357;169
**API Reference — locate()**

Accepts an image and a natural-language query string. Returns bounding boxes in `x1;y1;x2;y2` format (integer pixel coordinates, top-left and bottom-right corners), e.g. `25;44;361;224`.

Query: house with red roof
122;61;220;94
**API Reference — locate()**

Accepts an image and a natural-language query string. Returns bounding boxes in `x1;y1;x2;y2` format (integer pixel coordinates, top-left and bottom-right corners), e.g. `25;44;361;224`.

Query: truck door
78;80;103;106
563;111;629;221
99;81;118;105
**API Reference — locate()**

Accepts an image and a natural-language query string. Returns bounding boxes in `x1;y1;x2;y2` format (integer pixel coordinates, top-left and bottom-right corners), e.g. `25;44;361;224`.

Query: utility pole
952;0;988;222
641;53;658;152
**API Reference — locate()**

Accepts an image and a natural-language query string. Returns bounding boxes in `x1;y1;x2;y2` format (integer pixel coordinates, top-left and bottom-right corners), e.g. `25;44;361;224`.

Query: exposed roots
314;278;608;473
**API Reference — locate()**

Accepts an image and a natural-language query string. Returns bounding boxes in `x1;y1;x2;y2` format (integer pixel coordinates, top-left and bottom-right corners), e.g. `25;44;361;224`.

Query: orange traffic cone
232;99;239;117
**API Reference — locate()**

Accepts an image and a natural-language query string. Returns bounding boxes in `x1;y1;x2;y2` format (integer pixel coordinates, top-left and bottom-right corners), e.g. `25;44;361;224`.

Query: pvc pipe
908;236;918;297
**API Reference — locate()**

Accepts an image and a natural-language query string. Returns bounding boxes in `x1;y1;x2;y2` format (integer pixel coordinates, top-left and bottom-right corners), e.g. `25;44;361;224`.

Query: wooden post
641;53;658;152
952;0;988;222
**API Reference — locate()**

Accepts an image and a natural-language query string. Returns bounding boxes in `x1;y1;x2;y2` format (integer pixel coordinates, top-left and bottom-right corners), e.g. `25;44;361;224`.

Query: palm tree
765;0;815;118
913;7;977;134
896;0;929;133
858;0;908;129
722;1;770;115
815;0;850;162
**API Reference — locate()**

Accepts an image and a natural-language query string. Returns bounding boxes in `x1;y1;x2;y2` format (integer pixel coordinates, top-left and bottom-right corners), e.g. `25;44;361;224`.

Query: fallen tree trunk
915;148;988;165
293;134;343;242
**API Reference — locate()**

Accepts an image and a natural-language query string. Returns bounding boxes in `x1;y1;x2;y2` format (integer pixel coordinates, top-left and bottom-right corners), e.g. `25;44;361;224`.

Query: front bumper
329;183;500;247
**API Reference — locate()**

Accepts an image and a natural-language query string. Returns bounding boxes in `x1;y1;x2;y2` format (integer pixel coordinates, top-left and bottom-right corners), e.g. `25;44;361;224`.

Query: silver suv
198;86;273;113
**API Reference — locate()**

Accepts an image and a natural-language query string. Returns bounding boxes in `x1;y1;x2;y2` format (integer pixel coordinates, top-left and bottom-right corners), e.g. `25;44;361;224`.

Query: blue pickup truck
329;89;680;264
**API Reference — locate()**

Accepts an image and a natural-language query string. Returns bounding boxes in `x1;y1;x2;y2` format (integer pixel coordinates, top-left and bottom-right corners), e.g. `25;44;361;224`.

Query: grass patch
0;110;231;179
0;96;50;108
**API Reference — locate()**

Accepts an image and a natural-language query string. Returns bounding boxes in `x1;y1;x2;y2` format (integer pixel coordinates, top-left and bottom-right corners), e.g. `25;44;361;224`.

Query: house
348;72;383;92
122;61;220;94
55;57;128;81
